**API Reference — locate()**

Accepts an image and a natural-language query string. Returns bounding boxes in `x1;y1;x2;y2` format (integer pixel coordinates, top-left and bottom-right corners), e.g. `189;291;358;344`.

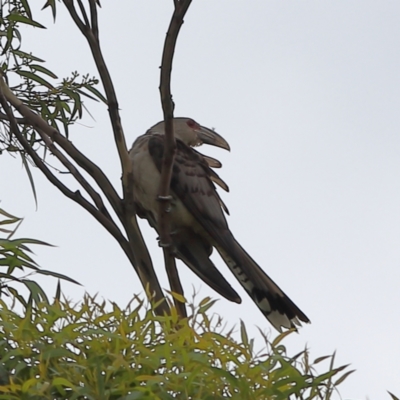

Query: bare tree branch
0;73;168;315
0;111;27;124
89;0;100;41
63;0;129;173
0;75;122;220
158;0;193;318
63;0;87;34
76;0;91;28
61;2;162;312
61;1;170;314
35;127;112;220
0;92;122;243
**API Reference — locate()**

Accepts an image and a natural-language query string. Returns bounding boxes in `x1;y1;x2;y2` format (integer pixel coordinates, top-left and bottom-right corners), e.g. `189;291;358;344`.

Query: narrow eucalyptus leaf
20;0;33;20
17;70;54;89
7;14;46;29
11;49;45;62
36;269;80;286
30;64;58;79
20;152;37;207
22;279;49;304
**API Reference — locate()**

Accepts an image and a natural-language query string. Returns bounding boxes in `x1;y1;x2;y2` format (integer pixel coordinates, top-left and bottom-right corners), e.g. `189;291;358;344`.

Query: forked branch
62;0;168;313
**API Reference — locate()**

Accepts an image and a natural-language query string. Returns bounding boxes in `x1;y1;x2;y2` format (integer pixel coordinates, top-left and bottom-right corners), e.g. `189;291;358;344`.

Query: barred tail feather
216;239;310;331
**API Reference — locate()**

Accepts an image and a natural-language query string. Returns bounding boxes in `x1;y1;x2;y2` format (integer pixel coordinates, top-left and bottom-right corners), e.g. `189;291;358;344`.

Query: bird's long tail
216;237;310;331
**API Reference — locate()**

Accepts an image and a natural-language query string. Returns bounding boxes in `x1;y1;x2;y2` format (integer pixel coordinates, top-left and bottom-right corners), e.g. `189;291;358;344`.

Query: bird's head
147;117;230;151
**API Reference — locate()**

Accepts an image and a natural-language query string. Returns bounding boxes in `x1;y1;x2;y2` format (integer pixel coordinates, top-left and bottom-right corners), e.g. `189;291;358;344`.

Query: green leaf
388;391;400;400
11;49;45;62
272;329;294;347
2;25;14;55
63;88;82;119
55;280;61;301
75;88;100;104
30;64;58;79
6;238;52;247
240;319;249;348
166;290;186;304
20;0;33;20
198;298;217;314
42;0;57;21
21;377;38;392
0;209;19;221
314;355;331;364
119;392;149;400
82;84;107;104
0;217;19;226
22;279;49;304
36;269;81;286
20;152;38;208
334;369;355;386
7;14;46;29
7;286;28;308
199;296;211;306
43;348;74;360
17;70;54;89
0;272;22;282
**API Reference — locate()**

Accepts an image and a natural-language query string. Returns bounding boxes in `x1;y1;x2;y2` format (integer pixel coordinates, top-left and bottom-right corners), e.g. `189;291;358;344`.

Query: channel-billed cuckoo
129;118;309;331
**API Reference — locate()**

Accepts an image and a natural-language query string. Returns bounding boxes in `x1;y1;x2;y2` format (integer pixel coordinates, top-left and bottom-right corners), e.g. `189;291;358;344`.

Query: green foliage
0;295;352;400
0;0;105;154
0;207;79;309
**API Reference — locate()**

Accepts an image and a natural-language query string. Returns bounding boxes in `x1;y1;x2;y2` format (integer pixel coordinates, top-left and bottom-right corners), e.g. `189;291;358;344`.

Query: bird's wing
148;135;230;228
192;149;222;168
143;134;240;302
147;135;309;330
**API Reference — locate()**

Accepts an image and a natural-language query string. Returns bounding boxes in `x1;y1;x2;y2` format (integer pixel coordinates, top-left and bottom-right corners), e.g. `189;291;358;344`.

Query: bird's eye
187;119;196;128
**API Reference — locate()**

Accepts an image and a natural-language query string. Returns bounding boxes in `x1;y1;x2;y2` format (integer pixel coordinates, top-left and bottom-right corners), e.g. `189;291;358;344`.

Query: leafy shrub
0;295;352;400
0;207;78;308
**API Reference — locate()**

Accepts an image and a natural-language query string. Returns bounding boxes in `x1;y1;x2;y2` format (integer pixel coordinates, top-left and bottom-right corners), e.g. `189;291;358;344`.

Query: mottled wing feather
192;149;222;168
148;136;230;229
147;135;310;329
147;135;240;301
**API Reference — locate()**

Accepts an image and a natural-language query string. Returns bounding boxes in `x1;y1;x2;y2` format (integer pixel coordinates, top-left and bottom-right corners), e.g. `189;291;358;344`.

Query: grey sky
1;1;400;398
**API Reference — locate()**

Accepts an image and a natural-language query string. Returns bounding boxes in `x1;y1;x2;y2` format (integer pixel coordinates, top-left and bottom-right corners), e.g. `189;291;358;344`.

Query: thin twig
0;111;26;124
89;0;99;41
76;0;90;28
0;74;168;315
0;93;121;243
63;0;87;34
35;128;112;220
0;76;123;220
158;0;192;318
63;0;128;170
62;0;133;231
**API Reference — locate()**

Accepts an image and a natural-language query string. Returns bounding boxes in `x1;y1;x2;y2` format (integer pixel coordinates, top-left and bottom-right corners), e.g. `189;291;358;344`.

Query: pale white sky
1;1;400;398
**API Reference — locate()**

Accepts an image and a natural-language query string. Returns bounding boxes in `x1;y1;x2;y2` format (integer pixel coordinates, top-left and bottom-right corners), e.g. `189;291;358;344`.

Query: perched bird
129;117;309;331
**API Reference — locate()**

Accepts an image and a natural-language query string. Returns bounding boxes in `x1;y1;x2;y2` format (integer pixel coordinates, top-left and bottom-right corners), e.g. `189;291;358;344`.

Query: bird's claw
156;230;177;242
158;241;177;255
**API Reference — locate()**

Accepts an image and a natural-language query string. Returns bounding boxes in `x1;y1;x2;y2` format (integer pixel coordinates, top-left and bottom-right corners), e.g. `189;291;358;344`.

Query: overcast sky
1;1;400;398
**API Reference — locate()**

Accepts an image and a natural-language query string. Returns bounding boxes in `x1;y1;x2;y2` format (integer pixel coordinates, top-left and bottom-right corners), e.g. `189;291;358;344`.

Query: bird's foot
156;230;177;241
157;195;173;212
158;240;177;255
